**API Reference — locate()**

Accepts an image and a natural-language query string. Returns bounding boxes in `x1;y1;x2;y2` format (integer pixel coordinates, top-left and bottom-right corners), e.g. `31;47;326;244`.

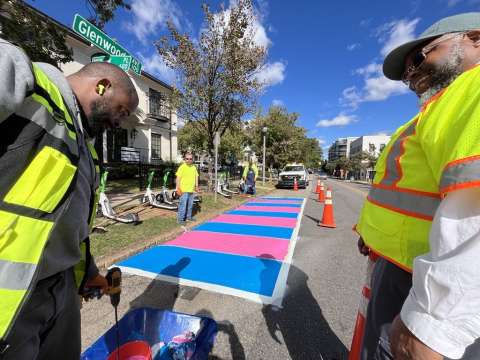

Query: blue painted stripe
260;197;303;201
227;210;299;218
195;222;293;239
118;246;282;296
245;202;302;208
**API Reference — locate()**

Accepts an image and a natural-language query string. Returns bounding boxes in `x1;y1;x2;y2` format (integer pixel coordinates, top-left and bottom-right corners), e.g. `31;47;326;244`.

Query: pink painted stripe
250;199;303;204
237;205;300;213
167;231;289;260
211;214;297;228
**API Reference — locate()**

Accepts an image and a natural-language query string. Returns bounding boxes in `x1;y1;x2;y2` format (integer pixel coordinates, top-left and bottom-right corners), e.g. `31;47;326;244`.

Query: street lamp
262;126;268;185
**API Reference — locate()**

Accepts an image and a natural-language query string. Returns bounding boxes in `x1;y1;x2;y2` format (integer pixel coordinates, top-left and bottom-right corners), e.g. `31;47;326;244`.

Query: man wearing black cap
355;13;480;359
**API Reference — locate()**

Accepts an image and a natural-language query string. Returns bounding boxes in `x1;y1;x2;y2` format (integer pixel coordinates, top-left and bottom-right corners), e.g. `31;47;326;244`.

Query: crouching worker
242;159;258;195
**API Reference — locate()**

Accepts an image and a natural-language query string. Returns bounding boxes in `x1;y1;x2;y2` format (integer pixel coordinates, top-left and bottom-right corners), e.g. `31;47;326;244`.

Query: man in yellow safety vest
0;38;138;359
356;13;480;359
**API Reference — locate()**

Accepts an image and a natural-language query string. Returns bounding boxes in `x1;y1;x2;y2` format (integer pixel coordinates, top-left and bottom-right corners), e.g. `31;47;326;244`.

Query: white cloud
355;63;382;76
371;131;390;136
317;137;327;146
138;52;176;83
341;61;409;108
363;75;409;101
255;61;286;87
339;19;418;108
125;0;183;44
272;99;284;106
347;43;360;51
379;18;420;57
316;113;357;128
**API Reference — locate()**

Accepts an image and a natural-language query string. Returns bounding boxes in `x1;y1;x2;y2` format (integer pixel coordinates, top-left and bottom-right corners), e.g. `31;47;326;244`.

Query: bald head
74;62;138;100
67;62;139;136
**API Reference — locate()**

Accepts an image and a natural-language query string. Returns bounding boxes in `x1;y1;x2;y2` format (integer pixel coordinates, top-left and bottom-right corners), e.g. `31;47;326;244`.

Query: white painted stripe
114;265;276;305
269;197;306;308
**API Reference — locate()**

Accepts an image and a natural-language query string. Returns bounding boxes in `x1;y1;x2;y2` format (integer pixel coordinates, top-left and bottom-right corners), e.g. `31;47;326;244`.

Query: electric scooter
142;170;178;210
98;171;140;224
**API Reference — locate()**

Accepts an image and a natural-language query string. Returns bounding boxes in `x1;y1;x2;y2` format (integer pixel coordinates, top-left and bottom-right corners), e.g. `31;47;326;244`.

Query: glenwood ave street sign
72;14;142;75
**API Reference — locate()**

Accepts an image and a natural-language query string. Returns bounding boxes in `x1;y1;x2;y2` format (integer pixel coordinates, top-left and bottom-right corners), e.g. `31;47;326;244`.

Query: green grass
91;216;178;258
90;184;276;259
105;179;139;193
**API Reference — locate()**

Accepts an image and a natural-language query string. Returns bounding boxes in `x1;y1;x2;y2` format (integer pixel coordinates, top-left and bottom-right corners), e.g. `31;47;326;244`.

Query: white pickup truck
277;163;309;189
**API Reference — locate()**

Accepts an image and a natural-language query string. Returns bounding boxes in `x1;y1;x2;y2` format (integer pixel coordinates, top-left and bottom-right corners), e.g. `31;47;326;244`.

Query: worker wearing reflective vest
355;14;480;360
0;39;138;359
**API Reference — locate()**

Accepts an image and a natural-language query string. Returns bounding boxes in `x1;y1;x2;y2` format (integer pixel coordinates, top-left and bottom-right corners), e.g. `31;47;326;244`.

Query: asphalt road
81;178;370;359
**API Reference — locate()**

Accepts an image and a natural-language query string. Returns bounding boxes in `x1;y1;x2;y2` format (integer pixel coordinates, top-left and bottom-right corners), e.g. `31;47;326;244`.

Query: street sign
109;55;132;72
91;53;109;62
90;53;132;72
72;14;142;75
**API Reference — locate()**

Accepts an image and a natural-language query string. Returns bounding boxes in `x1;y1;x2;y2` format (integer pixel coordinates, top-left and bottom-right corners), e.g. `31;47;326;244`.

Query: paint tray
81;307;217;360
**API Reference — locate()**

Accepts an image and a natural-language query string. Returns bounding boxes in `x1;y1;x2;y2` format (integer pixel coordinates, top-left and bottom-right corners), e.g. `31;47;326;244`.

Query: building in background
349;135;390;158
328;137;358;162
350;135;391;180
5;4;178;165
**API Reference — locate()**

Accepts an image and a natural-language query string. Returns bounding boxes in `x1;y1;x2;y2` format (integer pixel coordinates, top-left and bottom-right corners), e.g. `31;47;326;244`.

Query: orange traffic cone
348;254;378;360
318;182;325;203
315;179;321;194
293;177;298;191
319;187;336;228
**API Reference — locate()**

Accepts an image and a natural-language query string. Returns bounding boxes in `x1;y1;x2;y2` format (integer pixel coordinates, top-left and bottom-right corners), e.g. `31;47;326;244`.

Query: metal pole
262;133;266;186
214;139;218;203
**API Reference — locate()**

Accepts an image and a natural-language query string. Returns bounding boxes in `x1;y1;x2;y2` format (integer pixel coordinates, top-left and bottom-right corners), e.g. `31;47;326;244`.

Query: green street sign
72;14;142;75
91;53;132;72
109;55;132;72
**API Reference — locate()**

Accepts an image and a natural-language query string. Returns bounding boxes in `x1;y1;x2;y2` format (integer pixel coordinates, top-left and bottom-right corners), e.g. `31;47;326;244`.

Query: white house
12;4;179;164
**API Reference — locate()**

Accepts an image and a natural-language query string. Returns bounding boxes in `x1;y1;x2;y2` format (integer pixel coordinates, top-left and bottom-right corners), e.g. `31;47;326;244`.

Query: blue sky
28;0;480;154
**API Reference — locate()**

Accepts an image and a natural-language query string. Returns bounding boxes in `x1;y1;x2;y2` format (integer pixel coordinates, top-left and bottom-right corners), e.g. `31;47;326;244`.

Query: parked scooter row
97;169;205;228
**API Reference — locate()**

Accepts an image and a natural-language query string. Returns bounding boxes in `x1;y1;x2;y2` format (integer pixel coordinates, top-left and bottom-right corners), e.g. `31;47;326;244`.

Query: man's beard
89;98;111;138
418;43;464;105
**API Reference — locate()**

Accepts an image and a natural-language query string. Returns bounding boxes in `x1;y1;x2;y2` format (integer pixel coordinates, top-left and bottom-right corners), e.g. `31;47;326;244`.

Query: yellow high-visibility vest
357;64;480;271
0;64;99;341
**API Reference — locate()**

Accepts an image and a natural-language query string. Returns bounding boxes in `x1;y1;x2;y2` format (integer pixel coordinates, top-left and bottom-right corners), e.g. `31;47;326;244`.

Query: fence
103;162;248;193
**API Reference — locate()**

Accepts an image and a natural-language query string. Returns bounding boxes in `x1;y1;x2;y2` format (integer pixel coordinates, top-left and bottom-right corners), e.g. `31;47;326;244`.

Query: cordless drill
82;268;122;358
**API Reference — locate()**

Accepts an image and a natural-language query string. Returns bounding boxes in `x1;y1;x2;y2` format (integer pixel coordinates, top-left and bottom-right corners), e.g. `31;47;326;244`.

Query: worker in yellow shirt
176;152;199;224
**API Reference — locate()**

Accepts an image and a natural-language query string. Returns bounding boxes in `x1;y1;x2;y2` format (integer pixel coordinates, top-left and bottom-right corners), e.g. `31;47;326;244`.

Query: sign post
73;14;142;74
213;132;220;203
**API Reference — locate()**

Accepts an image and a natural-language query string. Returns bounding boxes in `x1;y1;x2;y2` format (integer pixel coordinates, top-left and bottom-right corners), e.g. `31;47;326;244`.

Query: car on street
277;163;309;189
318;172;328;180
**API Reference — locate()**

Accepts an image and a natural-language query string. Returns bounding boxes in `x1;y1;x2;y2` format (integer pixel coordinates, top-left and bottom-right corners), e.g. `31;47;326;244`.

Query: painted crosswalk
116;196;305;306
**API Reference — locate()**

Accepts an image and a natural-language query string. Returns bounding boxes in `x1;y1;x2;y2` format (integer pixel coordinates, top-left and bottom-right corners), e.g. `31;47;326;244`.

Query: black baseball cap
383;12;480;80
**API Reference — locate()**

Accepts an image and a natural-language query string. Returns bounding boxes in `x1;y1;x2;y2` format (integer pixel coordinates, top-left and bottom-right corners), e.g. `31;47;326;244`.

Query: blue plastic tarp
81;307;217;360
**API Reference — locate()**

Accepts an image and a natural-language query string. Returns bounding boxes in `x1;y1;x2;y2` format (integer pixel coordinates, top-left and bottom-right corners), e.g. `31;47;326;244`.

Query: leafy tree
301;138;322;169
177;121;208;154
350;151;377;180
248;106;305;169
248;106;321;170
0;0;130;66
86;0;131;29
157;0;266;167
178;120;247;164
